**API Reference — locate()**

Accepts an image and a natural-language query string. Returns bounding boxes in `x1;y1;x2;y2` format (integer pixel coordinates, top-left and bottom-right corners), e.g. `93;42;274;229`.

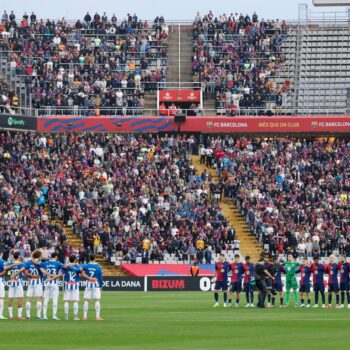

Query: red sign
37;116;350;133
159;90;201;102
180;116;350;133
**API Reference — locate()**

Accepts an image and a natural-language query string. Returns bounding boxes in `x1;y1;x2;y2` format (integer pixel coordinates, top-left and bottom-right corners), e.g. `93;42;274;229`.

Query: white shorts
9;285;24;298
0;282;4;298
84;288;101;300
44;284;59;300
64;289;79;302
27;284;43;298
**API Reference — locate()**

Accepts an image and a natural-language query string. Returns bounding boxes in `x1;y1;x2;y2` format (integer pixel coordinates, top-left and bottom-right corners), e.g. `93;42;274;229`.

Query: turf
0;292;349;350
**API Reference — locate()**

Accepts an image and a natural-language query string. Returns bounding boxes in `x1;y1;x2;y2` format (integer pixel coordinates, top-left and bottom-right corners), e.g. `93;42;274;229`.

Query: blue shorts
244;282;253;293
314;283;325;292
299;284;311;293
230;282;242;293
273;283;283;292
340;281;349;292
215;281;228;291
328;283;339;293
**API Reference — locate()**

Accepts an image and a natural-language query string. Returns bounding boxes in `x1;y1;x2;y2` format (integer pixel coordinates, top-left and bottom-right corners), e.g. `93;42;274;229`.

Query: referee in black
255;257;274;308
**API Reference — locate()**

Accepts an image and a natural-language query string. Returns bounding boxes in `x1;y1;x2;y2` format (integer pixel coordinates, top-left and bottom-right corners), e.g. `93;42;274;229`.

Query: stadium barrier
2;276;211;292
36;116;350;133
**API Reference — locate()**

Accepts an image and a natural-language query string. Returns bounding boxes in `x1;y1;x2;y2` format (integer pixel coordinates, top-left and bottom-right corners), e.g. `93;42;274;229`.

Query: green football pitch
1;292;350;350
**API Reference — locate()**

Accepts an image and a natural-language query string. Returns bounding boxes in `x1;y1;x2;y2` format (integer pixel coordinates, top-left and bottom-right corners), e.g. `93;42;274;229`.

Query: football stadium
0;0;350;349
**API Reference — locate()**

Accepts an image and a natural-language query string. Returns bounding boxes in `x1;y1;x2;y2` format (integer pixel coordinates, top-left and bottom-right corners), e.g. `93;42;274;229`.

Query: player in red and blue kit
271;257;284;307
228;254;245;307
299;257;312;308
243;256;255;307
339;255;350;308
311;257;326;308
213;254;230;307
325;255;340;308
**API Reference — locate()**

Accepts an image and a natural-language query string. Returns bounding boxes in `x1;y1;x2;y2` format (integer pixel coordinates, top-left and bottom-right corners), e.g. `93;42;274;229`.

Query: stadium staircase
44;208;126;276
192;156;262;261
166;25;193;84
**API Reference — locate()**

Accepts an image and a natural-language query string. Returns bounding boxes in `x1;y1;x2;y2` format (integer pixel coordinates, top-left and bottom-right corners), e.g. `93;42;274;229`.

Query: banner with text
0;114;37;131
37;116;350;133
159;90;201;102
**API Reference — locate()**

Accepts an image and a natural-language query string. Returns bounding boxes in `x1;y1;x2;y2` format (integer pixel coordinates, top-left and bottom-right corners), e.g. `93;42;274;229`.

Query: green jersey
283;261;301;281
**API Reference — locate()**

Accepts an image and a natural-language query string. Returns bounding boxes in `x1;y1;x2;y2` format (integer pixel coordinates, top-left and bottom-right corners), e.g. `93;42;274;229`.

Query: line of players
0;250;103;320
213;253;350;308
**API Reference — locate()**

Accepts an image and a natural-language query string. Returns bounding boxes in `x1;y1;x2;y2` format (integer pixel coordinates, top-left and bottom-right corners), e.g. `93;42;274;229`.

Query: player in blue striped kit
40;252;64;320
0;252;20;320
62;255;94;320
12;250;44;319
6;252;26;320
82;254;104;321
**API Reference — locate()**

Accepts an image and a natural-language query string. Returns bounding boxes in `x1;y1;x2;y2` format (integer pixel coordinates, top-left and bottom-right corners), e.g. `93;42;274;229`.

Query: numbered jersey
25;260;43;285
63;266;81;290
82;263;103;288
8;262;25;287
41;260;64;285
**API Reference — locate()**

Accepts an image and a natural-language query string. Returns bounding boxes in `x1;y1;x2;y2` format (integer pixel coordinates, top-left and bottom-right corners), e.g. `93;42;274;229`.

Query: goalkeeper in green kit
283;255;302;307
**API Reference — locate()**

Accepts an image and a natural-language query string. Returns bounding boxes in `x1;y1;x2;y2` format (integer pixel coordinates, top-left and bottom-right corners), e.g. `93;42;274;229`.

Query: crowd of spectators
192;12;290;115
0;11;168;115
0;132;236;264
199;136;350;257
0;78;19;114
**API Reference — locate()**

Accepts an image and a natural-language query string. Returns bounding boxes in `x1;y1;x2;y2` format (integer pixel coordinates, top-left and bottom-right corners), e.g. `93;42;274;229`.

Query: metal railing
0;105;346;117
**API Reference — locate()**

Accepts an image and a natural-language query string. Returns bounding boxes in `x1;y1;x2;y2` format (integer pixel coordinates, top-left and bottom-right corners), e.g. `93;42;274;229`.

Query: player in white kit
82;254;104;321
0;252;20;320
7;252;26;320
40;252;64;320
12;250;43;319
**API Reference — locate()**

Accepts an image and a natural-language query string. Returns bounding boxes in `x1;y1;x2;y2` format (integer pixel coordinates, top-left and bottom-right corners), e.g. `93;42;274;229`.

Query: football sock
328;295;332;305
301;298;304;305
214;293;219;303
223;293;227;303
8;307;13;318
18;307;22;318
26;301;31;318
245;291;250;303
43;299;48;318
0;299;3;316
321;292;325;305
341;292;345;305
37;301;42;318
64;302;69;318
250;292;254;304
53;300;58;318
84;301;89;318
315;291;319;304
336;294;340;305
271;297;276;306
73;302;79;318
280;297;284;305
95;301;100;318
286;290;290;305
293;290;299;305
347;292;350;304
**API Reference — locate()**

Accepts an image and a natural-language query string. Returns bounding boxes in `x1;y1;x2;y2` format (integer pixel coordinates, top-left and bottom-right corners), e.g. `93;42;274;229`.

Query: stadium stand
0;12;168;116
0;132;239;266
202;136;350;258
192;12;290;116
